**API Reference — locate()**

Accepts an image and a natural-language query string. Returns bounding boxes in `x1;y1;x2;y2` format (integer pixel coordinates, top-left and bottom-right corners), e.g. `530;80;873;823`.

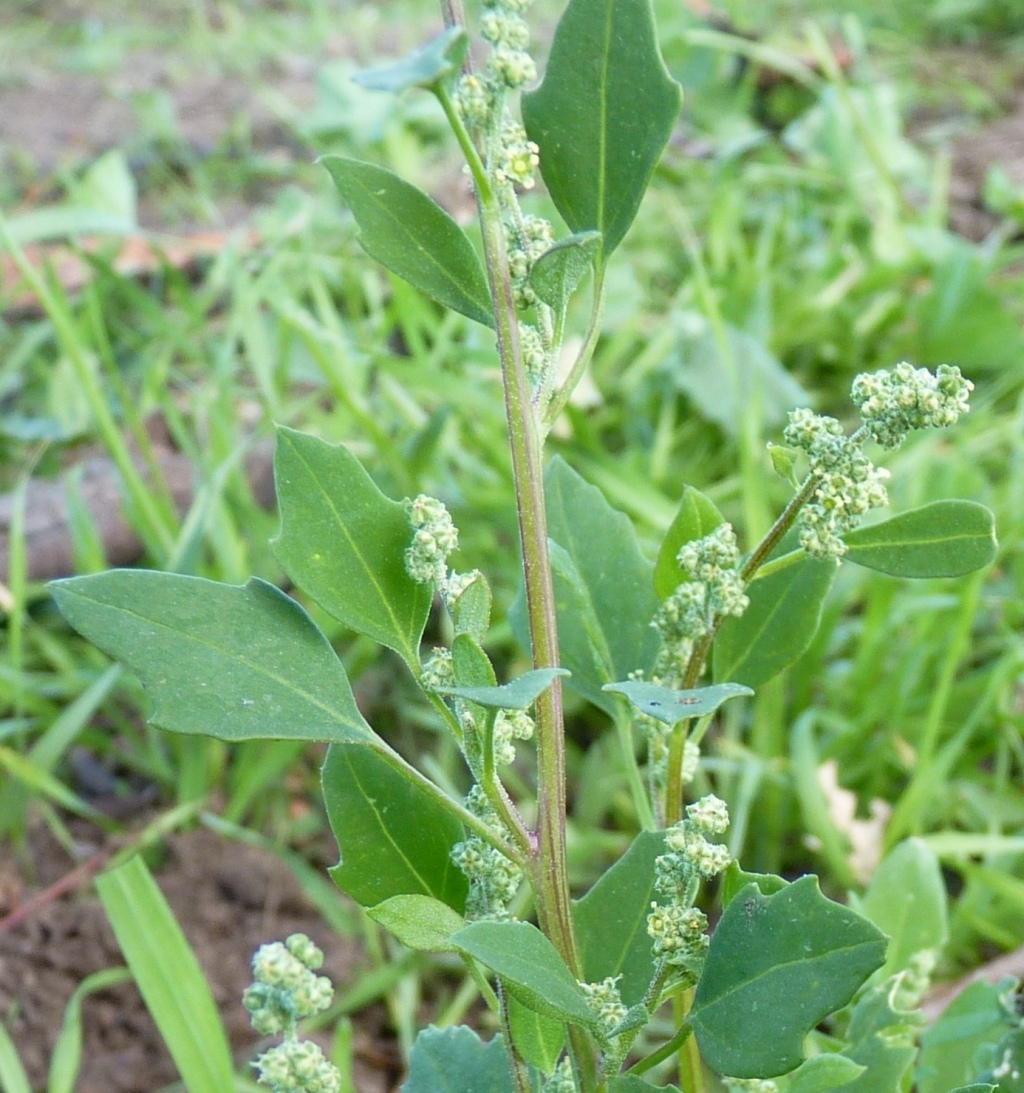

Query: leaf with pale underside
50;572;374;745
438;668;569;710
603;680;752;726
522;0;682;259
529;231;602;311
322;155;493;327
273;426;432;667
353;27;467;94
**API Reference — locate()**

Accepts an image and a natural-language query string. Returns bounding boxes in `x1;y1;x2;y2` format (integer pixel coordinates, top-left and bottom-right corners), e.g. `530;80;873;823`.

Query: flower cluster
450;786;523;919
580;976;628;1041
244;935;341;1093
419;647;455;692
404;494;459;588
723;1080;779;1093
785;363;973;558
493;707;535;765
851;362;973;449
647;796;731;971
542;1058;577;1093
508;213;554;310
653;524;748;679
783;408;890;559
254;1041;341;1093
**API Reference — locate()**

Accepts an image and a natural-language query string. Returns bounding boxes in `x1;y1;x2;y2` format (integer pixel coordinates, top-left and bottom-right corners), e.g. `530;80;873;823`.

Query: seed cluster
450;786;523;919
244;935;341;1093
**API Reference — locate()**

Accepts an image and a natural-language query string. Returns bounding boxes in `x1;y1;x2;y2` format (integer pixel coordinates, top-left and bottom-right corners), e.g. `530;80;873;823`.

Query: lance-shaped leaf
322;155;493;327
713;555;838;689
603;680;752;726
511;458;659;717
324;744;469;911
654;485;725;601
50;572;374;744
451;920;598;1029
402;1027;514;1093
522;0;681;259
367;895;465;952
354;27;468;94
273;426;432;667
529;231;602;311
507;996;565;1075
689;877;887;1078
438;668;570;710
843;500;997;578
574;831;666;1006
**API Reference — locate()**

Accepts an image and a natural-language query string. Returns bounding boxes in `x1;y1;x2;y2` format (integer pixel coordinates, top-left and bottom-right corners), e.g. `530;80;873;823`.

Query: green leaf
603;680;752;726
948;1087;996;1093
507;995;565;1075
785;1054;866;1093
529;231;602;311
452;632;498;690
689;877;887;1078
0;1020;31;1093
50;572;374;745
575;831;666;1006
838;1033;915;1093
452;573;492;642
324;744;469;911
713;555;838;689
514;458;659;717
522;0;681;259
859;838;947;978
353;27;468;94
322;155;493;327
401;1026;514;1093
609;1078;681;1093
451;920;597;1028
48;968;133;1093
720;862;789;907
916;981;1006;1093
440;668;570;710
273;426;433;666
367;895;465;952
96;856;235;1093
843;501;997;578
654;486;725;601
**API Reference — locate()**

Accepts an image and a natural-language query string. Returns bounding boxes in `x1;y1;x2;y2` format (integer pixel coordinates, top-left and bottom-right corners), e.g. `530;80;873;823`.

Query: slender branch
374;743;526;867
542;265;607;432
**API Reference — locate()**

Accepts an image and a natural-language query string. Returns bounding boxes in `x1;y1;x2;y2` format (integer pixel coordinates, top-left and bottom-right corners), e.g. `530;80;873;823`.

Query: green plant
44;1;1012;1091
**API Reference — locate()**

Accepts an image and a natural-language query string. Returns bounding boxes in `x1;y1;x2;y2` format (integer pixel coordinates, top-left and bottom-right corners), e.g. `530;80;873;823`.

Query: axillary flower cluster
243;934;341;1093
454;0;561;402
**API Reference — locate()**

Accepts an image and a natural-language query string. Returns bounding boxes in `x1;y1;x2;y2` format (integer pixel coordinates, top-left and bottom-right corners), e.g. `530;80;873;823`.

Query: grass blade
95;855;236;1093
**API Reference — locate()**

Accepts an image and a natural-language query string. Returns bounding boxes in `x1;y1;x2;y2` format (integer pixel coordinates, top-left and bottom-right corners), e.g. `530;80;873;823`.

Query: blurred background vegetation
1;0;1022;1084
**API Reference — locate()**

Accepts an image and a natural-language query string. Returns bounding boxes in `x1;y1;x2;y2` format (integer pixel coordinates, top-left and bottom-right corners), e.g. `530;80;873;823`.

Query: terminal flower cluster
786;363;973;558
244;935;341;1093
647;796;731;971
450;786;523;918
851;362;973;449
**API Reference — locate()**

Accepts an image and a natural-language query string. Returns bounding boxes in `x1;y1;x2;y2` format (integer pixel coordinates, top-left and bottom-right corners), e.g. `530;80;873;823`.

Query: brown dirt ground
0;825;396;1093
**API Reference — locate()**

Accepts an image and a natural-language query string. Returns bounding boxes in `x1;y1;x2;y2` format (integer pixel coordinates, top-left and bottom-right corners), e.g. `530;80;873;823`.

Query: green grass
2;0;1023;1082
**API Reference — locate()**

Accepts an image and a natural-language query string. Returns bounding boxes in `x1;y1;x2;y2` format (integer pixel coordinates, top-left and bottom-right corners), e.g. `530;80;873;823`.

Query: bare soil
0;826;396;1092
